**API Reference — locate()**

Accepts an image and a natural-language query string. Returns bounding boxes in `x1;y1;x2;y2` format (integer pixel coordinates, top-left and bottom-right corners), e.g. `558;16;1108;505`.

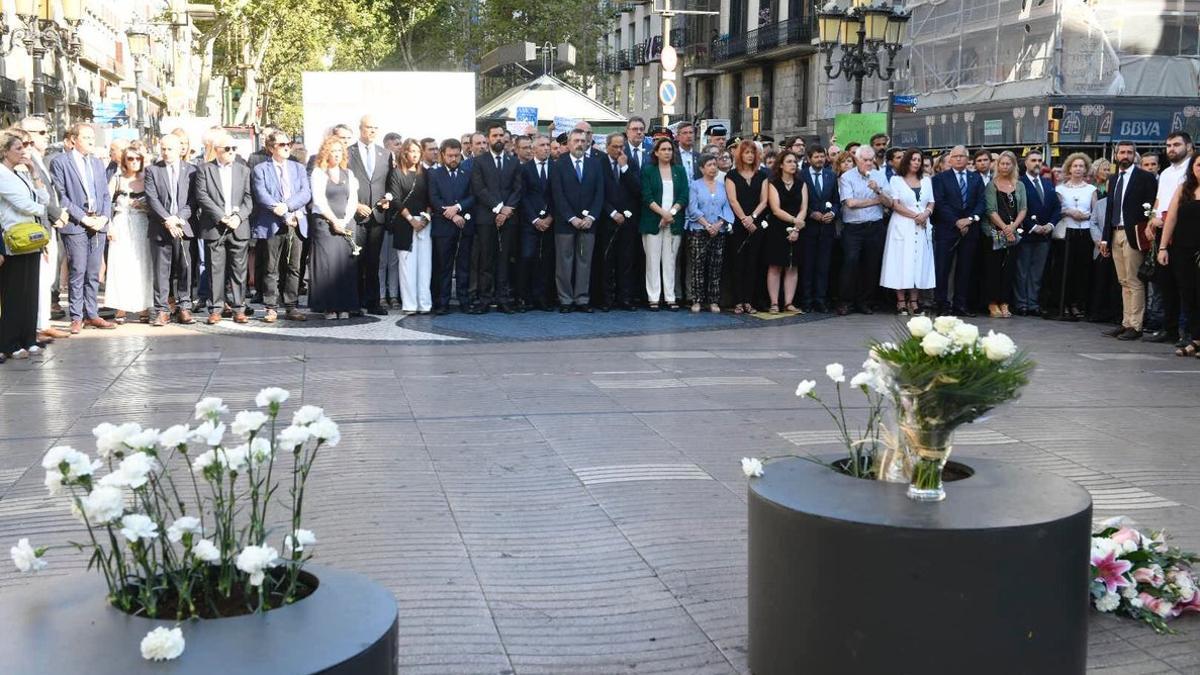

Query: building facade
599;0;670;122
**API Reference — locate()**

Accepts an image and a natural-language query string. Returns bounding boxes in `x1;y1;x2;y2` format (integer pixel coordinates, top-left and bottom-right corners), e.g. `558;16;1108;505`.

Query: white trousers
37;231;59;329
399;228;433;311
643;230;680;304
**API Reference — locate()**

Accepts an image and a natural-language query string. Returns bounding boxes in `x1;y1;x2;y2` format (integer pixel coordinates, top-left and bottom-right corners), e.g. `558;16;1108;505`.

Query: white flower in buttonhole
795;379;817;398
236;544;279;586
10;538;47;573
825;363;845;383
277;424;312;452
907;315;933;338
933;315;961;335
921;331;953;357
192;538;221;564
42;446;100;481
979;330;1017;361
950;322;980;349
1095;591;1120;613
158;424;190;450
308;416;341;446
255;387;290;411
80;485;125;524
741;457;764;478
119;514;159;544
248;437;273;467
292;405;325;426
166;516;203;543
232;410;269;436
284;529;317;554
140;626;185;662
124;428;160;453
193;397;228;422
93;422;142;459
190;420;225;447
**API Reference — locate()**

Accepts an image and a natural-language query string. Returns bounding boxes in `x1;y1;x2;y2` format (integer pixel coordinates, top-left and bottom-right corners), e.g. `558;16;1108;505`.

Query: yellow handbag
3;222;50;255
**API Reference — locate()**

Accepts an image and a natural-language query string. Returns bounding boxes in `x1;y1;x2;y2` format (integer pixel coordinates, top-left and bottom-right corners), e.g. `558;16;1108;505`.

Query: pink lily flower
1092;550;1133;593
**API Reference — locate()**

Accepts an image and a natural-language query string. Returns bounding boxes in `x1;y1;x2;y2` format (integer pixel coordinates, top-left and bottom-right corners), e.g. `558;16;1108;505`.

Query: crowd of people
2;114;1199;363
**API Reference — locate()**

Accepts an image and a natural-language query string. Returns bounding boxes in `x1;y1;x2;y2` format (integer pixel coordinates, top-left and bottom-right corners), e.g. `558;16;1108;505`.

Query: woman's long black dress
308;172;361;313
766;176;804;268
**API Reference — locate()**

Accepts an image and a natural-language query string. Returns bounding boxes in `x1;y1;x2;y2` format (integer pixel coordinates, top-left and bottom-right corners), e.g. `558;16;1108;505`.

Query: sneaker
27;345;42;355
324;312;337;320
337;312;350;319
11;348;29;359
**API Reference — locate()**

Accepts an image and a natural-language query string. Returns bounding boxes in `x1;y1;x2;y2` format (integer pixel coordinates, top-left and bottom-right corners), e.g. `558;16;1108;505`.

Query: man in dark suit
597;132;640;311
1014;150;1061;316
517;134;556;311
250;130;312;323
428;139;476;314
195;132;253;325
49;123;116;333
1099;140;1159;340
623;116;652;179
144;133;198;326
673;122;701;180
346;115;392;314
468;121;525;313
549;128;604;312
930;145;988;315
800;145;840;313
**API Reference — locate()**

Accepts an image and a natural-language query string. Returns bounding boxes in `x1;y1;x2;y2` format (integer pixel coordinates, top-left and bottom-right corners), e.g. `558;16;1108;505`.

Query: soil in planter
118;567;318;620
830;458;974;482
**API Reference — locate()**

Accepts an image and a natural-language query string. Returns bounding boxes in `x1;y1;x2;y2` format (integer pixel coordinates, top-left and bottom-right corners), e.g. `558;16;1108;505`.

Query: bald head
574;121;593;134
359;115;378;144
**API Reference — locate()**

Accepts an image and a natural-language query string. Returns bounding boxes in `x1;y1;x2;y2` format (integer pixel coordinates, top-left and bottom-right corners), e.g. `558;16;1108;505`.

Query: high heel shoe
896;302;909;316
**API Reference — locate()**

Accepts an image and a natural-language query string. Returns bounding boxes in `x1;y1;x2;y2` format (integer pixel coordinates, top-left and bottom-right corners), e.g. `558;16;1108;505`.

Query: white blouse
661;179;674;213
1055;182;1096;230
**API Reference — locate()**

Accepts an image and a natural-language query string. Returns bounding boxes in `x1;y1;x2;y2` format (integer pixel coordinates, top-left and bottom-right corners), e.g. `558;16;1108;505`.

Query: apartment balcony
0;77;20;105
706;15;818;71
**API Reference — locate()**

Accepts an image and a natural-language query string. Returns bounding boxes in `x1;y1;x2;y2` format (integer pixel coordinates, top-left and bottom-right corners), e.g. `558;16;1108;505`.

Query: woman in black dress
308;136;361;319
388;139;432;314
1158;151;1200;357
766;150;808;313
724;140;769;314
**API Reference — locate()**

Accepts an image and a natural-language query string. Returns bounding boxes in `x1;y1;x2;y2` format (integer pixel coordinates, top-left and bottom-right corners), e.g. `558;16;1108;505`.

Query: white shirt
661;178;674;214
1055;182;1097;230
218;160;234;215
1156;160;1187;217
71;149;95;208
1113;168;1132;226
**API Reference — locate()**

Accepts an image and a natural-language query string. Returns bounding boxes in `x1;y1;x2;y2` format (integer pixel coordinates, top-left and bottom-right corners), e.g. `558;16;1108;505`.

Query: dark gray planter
0;563;397;674
748;457;1092;675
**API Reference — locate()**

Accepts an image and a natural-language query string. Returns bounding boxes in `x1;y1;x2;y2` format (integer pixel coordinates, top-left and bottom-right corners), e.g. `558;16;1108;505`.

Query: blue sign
516;106;538;123
892;95;917;106
659;81;677;106
93;101;127;123
1113;116;1171;142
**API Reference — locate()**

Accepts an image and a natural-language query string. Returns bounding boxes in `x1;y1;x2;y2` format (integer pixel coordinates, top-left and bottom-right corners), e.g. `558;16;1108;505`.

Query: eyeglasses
21;141;34;148
29;129;47;136
273;142;292;148
222;145;237;151
125;156;143;162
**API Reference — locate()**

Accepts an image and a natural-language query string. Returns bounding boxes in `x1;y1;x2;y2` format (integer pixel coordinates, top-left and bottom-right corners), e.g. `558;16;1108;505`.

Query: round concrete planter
0;564;397;674
748;457;1092;675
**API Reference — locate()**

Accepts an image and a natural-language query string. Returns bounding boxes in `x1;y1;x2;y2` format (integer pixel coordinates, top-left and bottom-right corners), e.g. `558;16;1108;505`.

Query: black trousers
838;220;885;308
729;226;765;306
432;230;473;309
596;217;637;306
800;221;836;305
983;245;1016;305
262;227;303;309
518;225;556;306
356;221;386;309
205;231;249;312
469;218;517;305
0;251;39;353
153;235;194;314
933;224;981;309
1171;244;1200;341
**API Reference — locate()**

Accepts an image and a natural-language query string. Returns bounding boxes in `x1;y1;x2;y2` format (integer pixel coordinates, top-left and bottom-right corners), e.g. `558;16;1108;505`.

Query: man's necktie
613;160;620;181
81;157;95;211
814;171;822;197
575;159;583;182
1112;171;1126;224
958;171;968;205
168;164;178;213
539;162;546;183
1032;176;1044;203
364;145;374;175
278;163;291;200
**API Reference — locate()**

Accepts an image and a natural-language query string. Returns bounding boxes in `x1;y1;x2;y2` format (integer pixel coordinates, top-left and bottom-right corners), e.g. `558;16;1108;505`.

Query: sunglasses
221;145;237;151
125;156;143;162
21;141;34;148
273;142;292;148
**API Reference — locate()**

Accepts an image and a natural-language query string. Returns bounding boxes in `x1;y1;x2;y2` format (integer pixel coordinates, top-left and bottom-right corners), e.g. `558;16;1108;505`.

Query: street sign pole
649;0;718;126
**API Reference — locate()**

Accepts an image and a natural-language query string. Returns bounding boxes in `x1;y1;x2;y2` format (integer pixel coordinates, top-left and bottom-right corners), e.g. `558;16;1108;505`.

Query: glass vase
897;393;955;502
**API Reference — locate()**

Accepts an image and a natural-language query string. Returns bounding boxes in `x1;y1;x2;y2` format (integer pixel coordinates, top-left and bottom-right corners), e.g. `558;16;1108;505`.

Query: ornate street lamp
1;0;84;117
816;0;910;114
125;24;151;133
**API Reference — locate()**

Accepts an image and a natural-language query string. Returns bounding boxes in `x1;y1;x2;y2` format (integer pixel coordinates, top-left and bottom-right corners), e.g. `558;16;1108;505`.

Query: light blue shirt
685;177;734;232
838;167;889;224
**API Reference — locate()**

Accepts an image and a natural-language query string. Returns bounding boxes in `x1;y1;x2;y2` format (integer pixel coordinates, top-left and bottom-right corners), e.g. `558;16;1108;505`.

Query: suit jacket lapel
211;163;227;204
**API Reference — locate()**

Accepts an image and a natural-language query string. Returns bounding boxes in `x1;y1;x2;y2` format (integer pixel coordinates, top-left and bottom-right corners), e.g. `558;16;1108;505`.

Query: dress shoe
207;312;222;325
1176;336;1192;349
835;305;849;316
496;303;513;314
263;309;278;323
434;306;448;316
854;305;874;315
577;304;594;313
598;304;611;313
174;310;195;325
367;306;388;316
1117;329;1142;341
233;312;248;324
1102;326;1126;338
85;317;116;329
44;327;70;339
285;309;307;321
559;305;573;313
513;301;527;313
150;312;169;327
222;307;234;318
813;301;828;313
1143;330;1172;344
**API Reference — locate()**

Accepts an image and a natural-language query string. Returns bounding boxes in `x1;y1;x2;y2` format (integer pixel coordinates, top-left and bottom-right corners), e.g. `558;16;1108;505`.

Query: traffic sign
659;80;677;107
660;45;678;72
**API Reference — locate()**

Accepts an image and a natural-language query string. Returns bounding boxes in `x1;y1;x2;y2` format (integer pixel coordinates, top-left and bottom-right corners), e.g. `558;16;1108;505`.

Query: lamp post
816;0;909;114
125;25;150;133
0;0;84;117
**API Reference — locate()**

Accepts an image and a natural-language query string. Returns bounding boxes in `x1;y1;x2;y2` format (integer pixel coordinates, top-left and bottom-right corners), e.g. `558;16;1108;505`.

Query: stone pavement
1;310;1198;673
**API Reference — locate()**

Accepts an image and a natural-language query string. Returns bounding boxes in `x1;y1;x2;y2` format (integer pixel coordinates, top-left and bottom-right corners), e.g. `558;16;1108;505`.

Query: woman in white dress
880;148;935;315
104;145;154;323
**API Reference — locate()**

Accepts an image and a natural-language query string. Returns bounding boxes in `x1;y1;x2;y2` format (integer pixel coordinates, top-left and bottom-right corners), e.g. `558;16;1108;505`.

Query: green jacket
640;163;689;235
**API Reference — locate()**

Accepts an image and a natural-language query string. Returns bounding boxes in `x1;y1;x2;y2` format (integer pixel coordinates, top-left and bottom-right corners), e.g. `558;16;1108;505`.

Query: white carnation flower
80;486;125;524
284;529;317;554
119;514;159;544
44;470;64;496
933;315;962;335
192;538;221;563
292;405;325;426
93;422;142;459
140;626;185;661
248;437;273;467
1129;596;1144;609
825;363;845;383
191;450;217;475
166;516;203;543
255;387;290;409
1095;592;1120;612
950;322;980;348
217;444;249;474
42;446;99;480
235;545;279;586
125;428;160;452
231;410;269;436
849;371;872;389
741;457;764;478
190;421;226;447
921;331;953;357
1121;586;1138;599
907;315;933;338
10;538;46;573
158;424;190;449
308;417;341;446
979;330;1017;361
277;425;312;451
106;452;158;490
795;379;817;397
194;397;228;421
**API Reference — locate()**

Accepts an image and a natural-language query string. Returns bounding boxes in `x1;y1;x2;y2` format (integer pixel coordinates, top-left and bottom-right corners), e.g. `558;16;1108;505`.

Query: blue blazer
250;159;312;238
549;153;604;235
49;150;111;235
427;164;476;238
519;159;554;230
1018;174;1061;242
930;169;987;241
801;165;841;221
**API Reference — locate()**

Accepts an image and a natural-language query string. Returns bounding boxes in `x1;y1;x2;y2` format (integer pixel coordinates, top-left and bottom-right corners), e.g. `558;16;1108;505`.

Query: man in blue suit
598;131;641;311
930;145;988;315
49;123;115;333
468;121;524;314
143;133;198;326
550;128;604;312
1014;151;1060;316
623;116;652;177
250;130;311;323
800;145;840;313
517;135;556;311
428;138;476;314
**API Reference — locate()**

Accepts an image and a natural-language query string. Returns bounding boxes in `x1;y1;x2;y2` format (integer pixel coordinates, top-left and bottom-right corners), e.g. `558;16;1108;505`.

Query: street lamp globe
817;5;846;46
839;14;862;46
884;10;910;46
126;26;150;58
862;5;892;43
61;0;84;23
15;0;52;20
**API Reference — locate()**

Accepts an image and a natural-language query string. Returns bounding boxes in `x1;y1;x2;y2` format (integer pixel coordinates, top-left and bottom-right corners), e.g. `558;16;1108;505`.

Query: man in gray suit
143;134;198;326
347;115;392;314
195;132;254;325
